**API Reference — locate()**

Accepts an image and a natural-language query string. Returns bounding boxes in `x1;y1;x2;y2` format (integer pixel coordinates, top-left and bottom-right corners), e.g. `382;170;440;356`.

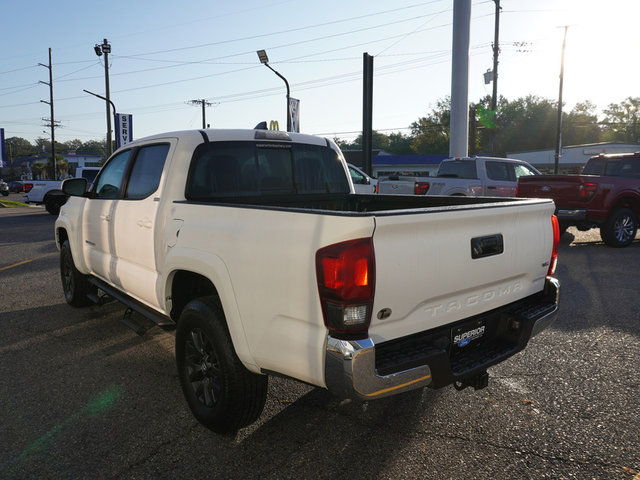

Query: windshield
437;160;477;179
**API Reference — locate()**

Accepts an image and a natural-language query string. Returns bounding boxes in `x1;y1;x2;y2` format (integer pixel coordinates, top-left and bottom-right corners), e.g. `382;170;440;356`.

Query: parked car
0;180;9;196
347;163;378;194
8;181;25;193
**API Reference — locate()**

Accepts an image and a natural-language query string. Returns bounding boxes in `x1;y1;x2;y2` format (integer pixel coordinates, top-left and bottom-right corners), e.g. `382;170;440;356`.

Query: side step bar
87;277;175;335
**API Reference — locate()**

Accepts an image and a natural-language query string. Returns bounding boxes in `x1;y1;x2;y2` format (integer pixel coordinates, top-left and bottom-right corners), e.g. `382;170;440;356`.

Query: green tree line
4;95;639;164
3;137;107;162
336;95;640;156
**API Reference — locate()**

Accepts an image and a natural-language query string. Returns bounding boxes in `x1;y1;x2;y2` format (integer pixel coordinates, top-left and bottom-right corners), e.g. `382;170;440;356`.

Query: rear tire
601;207;638;248
175;296;268;434
60;240;94;307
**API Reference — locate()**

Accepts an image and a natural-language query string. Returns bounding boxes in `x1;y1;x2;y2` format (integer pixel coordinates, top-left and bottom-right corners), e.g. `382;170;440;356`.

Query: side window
94;150;133;199
125;144;170;199
485;161;512;181
514;164;537;179
293;145;350;193
349;166;366;185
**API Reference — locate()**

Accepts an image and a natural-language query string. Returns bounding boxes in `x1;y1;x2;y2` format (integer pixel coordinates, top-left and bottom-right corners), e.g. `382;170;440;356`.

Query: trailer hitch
453;371;489;391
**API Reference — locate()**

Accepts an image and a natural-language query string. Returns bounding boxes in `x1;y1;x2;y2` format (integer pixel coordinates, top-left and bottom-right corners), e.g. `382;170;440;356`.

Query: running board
87;277;175;333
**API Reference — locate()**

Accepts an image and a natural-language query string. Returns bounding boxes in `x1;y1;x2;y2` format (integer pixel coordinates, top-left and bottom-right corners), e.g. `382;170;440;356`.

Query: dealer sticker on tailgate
452;319;486;350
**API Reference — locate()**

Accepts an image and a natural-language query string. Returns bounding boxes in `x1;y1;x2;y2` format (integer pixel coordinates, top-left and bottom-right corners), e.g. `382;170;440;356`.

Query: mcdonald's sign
269;120;280;131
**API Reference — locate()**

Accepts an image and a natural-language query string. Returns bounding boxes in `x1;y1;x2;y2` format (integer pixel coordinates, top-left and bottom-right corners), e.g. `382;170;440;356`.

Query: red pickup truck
517;152;640;247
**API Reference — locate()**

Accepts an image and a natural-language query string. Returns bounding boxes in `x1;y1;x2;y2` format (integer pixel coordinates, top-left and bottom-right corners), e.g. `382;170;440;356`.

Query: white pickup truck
378;156;539;196
55;128;560;433
23;167;101;214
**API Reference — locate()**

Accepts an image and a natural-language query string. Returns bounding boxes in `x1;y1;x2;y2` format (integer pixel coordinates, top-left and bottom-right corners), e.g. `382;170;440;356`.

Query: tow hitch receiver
454;371;489;391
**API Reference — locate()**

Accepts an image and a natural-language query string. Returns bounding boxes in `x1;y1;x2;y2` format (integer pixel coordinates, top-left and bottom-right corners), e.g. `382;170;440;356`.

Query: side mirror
62;177;88;196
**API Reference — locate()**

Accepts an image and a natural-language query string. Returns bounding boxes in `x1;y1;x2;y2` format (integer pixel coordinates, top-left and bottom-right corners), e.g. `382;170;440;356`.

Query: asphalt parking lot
1;205;639;480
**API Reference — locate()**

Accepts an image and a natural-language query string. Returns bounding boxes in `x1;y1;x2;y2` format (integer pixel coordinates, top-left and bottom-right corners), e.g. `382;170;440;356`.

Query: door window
125;144;170;199
514;164;538;179
94;150;133;199
486;161;512;181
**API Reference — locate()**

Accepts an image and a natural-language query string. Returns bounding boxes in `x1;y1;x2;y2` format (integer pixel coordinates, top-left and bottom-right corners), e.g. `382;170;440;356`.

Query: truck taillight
414;181;430;195
316;238;375;339
548;215;560;277
578;182;597;201
23;183;33;193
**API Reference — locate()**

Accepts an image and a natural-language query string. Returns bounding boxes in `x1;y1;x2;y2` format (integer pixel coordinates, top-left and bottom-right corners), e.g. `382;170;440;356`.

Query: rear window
437;160;477;179
583;158;606;175
186;141;350;199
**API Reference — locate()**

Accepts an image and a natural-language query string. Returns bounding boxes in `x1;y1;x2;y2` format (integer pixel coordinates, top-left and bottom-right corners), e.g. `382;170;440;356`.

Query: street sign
0;128;6;167
116;114;133;148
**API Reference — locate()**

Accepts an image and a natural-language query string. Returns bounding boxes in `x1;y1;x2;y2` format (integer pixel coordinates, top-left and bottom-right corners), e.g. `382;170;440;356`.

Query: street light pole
256;50;291;132
554;27;568;175
83;89;117;132
95;39;113;156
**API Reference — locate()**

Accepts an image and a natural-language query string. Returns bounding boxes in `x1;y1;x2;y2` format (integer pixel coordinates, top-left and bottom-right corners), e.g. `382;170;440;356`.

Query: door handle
100;214;111;222
137;219;153;229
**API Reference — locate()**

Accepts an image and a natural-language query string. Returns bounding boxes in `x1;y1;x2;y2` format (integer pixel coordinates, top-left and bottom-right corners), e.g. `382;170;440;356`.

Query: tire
60;240;94;307
175;296;268;434
601;207;638;248
45;195;66;215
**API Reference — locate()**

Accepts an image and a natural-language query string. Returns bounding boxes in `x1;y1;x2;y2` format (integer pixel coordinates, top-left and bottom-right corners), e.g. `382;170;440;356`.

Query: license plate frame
451;318;487;355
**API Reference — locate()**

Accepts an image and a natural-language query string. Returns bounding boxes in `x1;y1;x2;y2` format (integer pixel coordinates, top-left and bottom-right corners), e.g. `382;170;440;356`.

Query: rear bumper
325;277;560;400
556;209;587;222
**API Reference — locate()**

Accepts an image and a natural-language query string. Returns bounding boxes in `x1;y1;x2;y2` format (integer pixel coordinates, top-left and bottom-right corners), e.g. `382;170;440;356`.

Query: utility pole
94;39;113;156
188;99;216;128
362;52;374;175
449;0;472;158
39;48;58;179
490;0;501;154
490;0;501;114
554;26;569;174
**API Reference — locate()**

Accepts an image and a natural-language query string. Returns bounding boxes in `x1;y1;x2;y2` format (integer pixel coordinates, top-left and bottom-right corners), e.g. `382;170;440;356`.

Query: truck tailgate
517;175;584;204
369;199;555;342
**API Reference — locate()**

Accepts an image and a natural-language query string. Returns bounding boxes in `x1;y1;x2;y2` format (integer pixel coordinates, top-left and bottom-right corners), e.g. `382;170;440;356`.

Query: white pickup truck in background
24;167;101;214
347;163;378;194
378;156;540;197
55;128;560;434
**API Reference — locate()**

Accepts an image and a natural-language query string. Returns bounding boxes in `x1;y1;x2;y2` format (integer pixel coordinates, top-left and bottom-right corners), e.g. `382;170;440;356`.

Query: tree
4;137;36;160
563;101;602;146
63;139;84;153
602;97;640;144
76;139;107;158
410;97;451;154
490;95;557;156
31;162;45;180
333;131;391;152
387;132;413;155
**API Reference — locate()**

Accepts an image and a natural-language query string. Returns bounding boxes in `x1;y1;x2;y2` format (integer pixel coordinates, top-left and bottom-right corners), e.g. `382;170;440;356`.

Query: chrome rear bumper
325;277;559;401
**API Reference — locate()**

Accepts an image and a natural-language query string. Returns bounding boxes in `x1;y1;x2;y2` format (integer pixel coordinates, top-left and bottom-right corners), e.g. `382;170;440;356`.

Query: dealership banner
116;114;133;148
0;128;6;167
288;97;300;133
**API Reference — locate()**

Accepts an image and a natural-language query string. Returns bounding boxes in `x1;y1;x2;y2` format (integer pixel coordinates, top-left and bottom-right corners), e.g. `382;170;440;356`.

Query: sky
1;0;639;147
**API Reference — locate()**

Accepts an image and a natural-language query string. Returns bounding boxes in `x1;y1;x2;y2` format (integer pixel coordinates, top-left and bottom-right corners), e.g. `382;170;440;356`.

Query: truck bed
183;192;540;215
